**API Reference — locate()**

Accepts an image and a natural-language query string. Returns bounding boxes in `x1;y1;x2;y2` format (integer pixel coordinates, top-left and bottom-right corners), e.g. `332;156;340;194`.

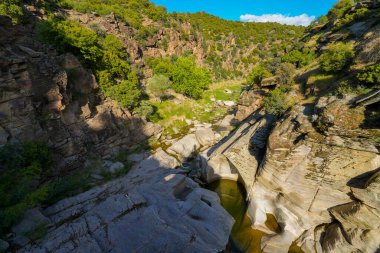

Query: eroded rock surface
15;151;233;253
206;95;380;252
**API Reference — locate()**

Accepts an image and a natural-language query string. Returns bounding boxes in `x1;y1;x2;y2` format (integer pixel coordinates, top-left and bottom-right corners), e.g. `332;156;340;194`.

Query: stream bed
208;180;265;253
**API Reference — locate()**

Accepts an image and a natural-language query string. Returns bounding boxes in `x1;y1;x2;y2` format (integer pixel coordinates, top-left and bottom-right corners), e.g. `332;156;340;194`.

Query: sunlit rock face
206;95;380;252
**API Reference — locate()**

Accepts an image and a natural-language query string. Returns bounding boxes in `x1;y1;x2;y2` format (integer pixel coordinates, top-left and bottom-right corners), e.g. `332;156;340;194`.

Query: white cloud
240;13;315;26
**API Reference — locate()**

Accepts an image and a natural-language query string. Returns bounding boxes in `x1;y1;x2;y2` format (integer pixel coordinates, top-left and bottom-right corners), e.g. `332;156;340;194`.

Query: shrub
319;42;355;73
327;0;355;21
0;141;53;234
335;7;368;29
105;80;141;109
357;63;380;86
147;74;172;99
0;0;23;24
275;63;296;91
263;89;290;116
246;65;272;87
134;100;154;120
282;50;315;68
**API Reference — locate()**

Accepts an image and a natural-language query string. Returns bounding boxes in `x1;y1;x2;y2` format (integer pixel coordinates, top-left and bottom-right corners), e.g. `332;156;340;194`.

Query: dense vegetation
37;18;141;109
263;89;290;116
0;142;52;234
357;63;380;87
148;56;211;99
61;0;169;31
0;0;23;23
319;42;355;73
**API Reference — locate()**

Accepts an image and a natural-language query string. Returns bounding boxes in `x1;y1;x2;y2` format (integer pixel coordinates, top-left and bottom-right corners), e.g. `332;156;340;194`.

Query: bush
0;141;53;234
263;89;290;116
275;63;296;91
134;100;154;120
357;63;380;86
246;65;272;87
105;80;141;109
327;0;355;21
282;50;315;68
0;0;23;24
319;42;354;73
147;74;172;99
335;7;369;29
37;19;141;109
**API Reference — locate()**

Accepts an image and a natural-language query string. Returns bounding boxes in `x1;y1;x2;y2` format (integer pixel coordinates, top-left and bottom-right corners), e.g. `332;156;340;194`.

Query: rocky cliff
0;15;161;174
206;94;380;252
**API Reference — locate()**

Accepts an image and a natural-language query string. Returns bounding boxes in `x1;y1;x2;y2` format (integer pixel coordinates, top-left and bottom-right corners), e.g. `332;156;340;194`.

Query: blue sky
150;0;338;26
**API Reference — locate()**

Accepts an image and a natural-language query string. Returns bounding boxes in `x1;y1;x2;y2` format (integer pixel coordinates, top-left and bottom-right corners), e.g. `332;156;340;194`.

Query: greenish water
209;179;305;253
208;180;266;253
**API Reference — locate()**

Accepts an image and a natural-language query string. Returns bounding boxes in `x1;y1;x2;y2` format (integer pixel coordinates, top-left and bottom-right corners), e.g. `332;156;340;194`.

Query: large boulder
205;154;238;182
195;127;215;147
167;134;200;161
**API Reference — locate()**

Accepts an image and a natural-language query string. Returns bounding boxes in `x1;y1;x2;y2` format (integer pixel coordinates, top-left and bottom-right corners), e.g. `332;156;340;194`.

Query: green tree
319;42;355;73
147;74;172;100
170;57;211;99
246;65;272;87
263;89;290;117
282;50;315;68
37;19;140;109
105;80;141;109
275;63;296;91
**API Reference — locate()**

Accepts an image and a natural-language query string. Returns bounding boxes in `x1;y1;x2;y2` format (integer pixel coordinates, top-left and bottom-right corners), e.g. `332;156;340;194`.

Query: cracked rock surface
15;151;234;253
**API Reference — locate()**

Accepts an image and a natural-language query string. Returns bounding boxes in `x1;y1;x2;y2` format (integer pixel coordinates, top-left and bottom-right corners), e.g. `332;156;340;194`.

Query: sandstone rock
138;148;180;170
216;100;224;107
195;127;215;147
185;119;192;125
235;90;263;122
167;134;200;161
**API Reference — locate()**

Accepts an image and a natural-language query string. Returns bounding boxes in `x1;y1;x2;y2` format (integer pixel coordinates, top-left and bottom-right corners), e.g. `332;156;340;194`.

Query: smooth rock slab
167;134;200;161
15;152;233;253
195;127;216;147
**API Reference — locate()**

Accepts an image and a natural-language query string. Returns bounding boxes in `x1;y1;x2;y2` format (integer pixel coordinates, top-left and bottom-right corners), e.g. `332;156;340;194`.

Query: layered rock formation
0;16;160;174
205;95;380;252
